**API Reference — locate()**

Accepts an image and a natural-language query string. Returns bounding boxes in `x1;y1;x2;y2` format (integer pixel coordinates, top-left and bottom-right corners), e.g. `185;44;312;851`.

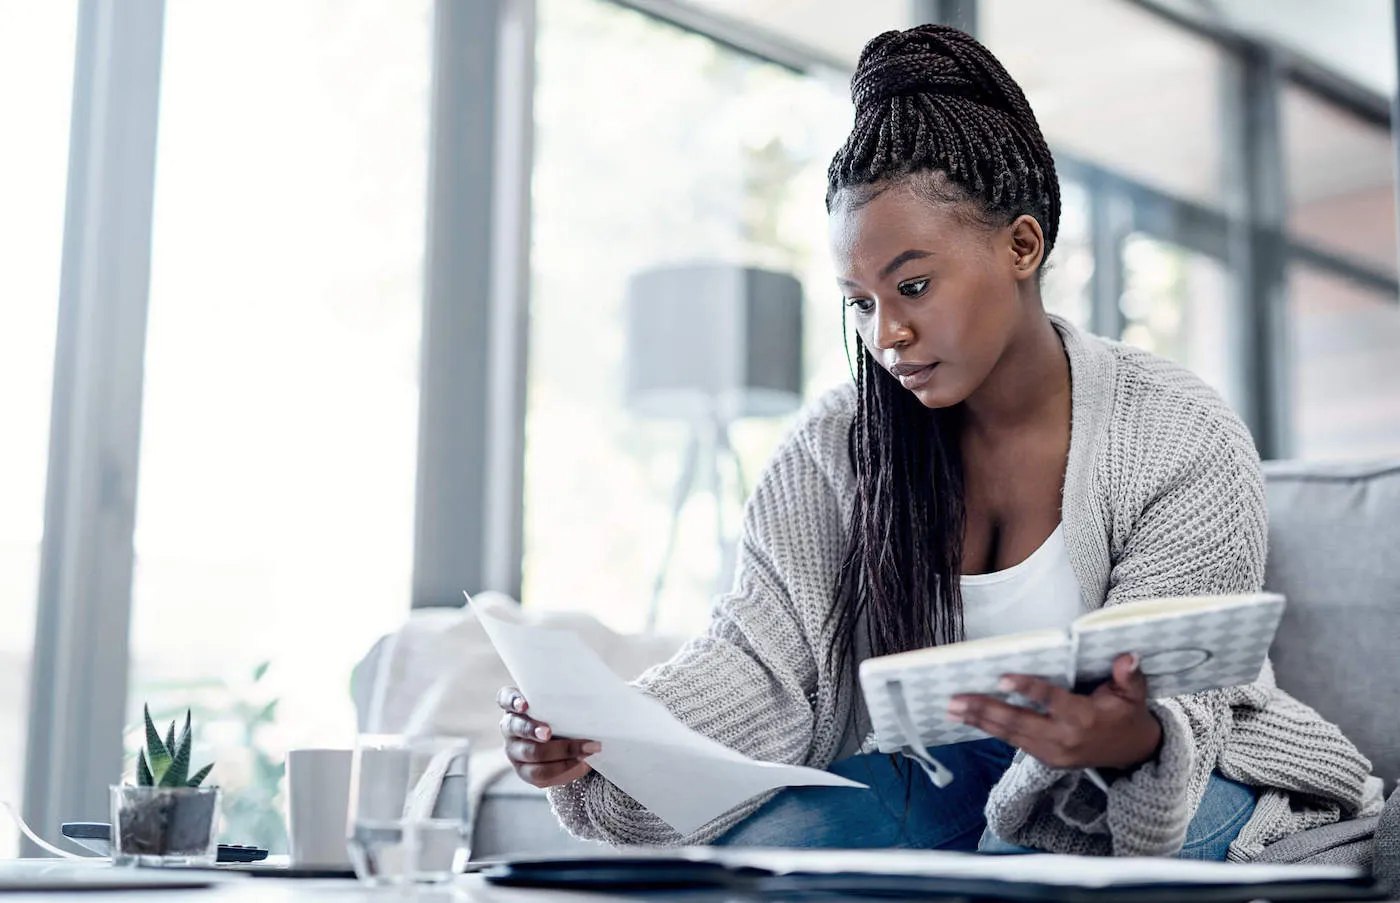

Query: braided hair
825;25;1061;681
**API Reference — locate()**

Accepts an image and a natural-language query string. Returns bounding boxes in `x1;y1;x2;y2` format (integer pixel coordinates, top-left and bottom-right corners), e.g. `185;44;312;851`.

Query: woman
497;25;1381;859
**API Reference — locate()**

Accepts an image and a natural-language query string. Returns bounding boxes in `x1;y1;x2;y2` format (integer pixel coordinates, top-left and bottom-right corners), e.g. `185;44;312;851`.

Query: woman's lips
895;362;938;390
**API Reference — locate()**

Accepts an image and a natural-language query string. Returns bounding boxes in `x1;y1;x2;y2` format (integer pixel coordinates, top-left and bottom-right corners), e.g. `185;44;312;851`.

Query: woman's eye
844;297;874;313
898;279;929;298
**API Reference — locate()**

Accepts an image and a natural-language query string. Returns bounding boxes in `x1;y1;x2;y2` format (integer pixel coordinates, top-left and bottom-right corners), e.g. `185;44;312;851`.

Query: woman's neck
959;308;1071;438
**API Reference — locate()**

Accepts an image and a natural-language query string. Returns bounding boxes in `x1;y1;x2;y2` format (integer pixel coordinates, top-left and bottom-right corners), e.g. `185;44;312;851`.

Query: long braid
826;25;1058;682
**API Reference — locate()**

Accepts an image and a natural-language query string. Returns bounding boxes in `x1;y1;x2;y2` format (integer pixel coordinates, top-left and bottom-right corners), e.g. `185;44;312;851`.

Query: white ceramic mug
286;748;354;868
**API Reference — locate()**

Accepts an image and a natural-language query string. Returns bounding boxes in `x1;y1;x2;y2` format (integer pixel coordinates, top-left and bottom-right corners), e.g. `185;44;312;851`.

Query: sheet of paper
469;595;864;834
682;847;1365;888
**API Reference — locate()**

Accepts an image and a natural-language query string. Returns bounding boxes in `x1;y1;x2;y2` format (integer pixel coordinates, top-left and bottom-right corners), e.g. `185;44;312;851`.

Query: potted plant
110;706;220;866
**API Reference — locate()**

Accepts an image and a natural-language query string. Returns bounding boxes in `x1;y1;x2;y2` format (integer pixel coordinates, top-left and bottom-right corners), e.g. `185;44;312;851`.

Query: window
1119;235;1240;412
0;0;77;855
1289;266;1400;460
129;0;431;850
525;0;853;635
983;0;1228;209
1282;85;1397;277
684;0;908;67
1042;181;1093;330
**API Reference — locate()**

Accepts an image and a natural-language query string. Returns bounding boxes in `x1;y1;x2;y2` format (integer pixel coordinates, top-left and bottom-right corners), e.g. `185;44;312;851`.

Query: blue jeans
714;739;1257;860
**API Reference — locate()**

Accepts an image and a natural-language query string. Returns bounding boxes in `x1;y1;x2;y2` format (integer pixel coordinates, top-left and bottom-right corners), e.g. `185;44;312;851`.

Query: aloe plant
136;705;214;789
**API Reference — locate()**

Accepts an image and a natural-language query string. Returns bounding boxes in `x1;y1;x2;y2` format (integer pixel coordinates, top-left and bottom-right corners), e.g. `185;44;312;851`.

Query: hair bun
850;26;1002;116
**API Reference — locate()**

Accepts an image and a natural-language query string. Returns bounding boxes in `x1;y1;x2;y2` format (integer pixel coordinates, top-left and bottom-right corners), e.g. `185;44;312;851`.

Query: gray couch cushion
1252;816;1379;866
473;771;601;860
1374;787;1400;894
1263;459;1400;789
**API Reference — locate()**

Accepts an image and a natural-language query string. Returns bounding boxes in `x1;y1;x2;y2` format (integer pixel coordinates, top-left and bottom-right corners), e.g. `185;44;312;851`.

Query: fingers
496;686;527;714
505;737;602;764
518;758;594;788
495;686;602;787
949;693;1056;749
1110;653;1148;702
996;674;1078;718
500;711;552;742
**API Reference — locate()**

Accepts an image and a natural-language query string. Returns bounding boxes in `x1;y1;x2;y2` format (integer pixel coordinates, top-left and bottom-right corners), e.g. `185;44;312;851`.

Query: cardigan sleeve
545;417;849;845
985;398;1371;857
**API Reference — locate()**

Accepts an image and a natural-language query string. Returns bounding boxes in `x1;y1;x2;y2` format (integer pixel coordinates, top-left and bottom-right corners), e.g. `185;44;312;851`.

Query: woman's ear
1008;214;1045;281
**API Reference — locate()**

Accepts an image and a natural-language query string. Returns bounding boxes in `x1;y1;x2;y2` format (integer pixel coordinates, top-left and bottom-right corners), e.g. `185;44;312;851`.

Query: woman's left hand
948;652;1163;771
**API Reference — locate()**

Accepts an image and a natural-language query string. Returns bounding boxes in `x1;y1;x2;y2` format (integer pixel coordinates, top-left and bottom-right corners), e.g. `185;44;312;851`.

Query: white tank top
959;523;1086;641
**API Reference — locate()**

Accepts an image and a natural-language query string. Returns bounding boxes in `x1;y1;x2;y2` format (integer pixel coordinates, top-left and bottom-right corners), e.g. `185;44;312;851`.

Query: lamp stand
645;410;745;632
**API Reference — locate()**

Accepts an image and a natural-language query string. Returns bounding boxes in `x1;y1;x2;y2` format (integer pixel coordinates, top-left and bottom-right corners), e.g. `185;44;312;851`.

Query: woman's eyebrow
837;249;937;289
879;249;934;280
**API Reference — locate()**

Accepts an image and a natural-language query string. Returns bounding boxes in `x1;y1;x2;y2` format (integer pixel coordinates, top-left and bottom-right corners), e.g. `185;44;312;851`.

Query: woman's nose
872;307;911;350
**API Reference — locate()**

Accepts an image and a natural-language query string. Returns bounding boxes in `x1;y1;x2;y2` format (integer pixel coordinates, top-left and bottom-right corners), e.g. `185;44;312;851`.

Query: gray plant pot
110;785;221;866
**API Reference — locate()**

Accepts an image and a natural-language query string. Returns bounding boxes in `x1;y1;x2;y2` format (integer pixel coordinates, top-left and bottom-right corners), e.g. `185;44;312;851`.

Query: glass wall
7;0;1400;849
686;0;907;67
524;0;853;634
1041;180;1094;330
129;0;431;850
1119;235;1239;411
1283;84;1397;277
983;0;1228;209
0;0;77;856
1289;266;1400;460
1281;81;1400;459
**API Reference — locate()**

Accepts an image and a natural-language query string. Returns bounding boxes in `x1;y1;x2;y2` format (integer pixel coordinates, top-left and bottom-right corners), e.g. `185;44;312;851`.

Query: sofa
1252;458;1400;876
368;458;1400;877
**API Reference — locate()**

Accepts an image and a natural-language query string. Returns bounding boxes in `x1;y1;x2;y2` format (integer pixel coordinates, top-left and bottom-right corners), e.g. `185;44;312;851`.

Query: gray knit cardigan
548;316;1384;859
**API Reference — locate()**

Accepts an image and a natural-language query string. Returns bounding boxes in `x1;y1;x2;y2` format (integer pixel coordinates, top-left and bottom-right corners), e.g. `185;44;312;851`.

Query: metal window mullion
912;0;978;36
1089;178;1129;340
23;0;166;853
412;0;534;608
1225;47;1290;460
1392;0;1400;275
611;0;848;75
482;0;535;599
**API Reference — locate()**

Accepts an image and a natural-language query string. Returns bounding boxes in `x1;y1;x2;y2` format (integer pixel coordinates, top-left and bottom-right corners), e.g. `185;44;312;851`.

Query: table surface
0;872;612;902
0;859;1394;902
1;871;1396;903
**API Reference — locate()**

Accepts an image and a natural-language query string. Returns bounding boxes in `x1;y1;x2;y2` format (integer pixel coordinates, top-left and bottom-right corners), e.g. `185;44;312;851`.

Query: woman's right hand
497;685;601;788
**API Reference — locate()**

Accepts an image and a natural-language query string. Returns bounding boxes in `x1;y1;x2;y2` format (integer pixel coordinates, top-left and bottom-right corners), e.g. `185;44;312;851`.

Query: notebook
484;846;1382;902
860;592;1286;758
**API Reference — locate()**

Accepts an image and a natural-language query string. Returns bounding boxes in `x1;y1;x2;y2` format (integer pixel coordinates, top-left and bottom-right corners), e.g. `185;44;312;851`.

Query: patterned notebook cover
860;593;1285;753
860;633;1073;751
1072;593;1286;698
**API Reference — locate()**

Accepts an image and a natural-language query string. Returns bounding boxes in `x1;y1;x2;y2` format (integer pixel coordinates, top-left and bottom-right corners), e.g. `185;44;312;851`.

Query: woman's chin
908;384;959;410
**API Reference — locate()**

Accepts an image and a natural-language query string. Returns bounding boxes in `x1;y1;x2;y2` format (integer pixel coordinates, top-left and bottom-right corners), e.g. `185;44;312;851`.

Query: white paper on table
686;847;1366;888
469;594;865;835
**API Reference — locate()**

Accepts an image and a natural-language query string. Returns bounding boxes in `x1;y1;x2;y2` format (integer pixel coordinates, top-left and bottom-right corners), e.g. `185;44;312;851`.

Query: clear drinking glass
346;734;472;885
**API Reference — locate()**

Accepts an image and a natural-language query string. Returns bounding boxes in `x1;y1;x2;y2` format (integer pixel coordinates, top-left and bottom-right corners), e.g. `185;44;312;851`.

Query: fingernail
512;695;525;713
947;700;967;716
1128;653;1141;672
581;741;602;755
534;726;550;741
997;678;1015;693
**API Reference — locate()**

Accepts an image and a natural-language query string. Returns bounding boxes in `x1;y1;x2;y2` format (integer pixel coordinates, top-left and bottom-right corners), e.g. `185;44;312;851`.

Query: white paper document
693;847;1365;887
470;595;865;834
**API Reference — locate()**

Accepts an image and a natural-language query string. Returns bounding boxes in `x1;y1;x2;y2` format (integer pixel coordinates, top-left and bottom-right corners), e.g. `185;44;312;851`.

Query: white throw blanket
350;592;686;826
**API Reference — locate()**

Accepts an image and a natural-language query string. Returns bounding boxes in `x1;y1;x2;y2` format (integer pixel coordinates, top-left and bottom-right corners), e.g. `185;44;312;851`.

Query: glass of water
346;734;472;885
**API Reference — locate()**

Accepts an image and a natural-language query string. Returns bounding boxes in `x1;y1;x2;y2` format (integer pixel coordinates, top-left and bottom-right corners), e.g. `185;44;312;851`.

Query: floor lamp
624;263;804;631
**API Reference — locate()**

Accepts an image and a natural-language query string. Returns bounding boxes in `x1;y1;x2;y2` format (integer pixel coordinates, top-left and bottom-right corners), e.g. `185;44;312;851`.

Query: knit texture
546;316;1381;857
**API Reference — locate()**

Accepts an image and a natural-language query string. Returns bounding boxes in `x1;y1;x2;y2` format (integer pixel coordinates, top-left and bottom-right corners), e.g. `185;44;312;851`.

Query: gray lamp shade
624;263;804;422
